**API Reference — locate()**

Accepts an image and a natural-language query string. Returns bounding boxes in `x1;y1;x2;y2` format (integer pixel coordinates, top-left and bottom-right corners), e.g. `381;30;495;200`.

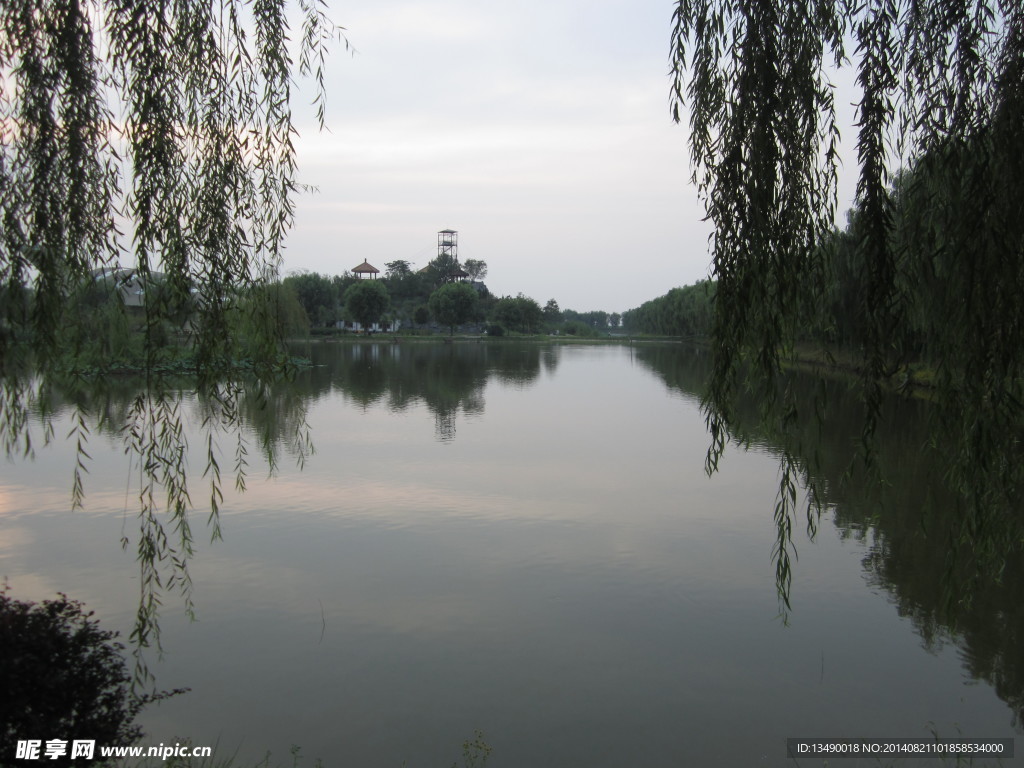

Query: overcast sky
284;0;860;314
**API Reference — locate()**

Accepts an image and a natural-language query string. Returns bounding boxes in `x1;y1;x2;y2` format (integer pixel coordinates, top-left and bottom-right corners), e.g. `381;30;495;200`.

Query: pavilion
352;260;380;279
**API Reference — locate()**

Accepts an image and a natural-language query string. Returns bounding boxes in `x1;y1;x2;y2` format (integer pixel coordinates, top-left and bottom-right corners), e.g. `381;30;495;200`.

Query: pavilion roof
352;260;380;274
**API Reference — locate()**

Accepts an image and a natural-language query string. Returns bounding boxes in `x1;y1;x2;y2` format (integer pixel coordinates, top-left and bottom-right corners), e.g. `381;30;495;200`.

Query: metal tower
438;229;457;261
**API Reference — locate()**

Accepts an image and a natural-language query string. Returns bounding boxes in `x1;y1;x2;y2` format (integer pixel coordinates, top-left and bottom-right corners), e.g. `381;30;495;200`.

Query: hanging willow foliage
671;0;1024;610
1;0;338;671
1;0;341;374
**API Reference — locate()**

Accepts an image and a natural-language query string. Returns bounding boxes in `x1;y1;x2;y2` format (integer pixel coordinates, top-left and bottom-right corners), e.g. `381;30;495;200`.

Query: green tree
258;281;310;338
343;280;390;332
492;294;543;334
670;0;1023;609
543;299;563;326
463;258;488;282
283;272;337;328
562;320;596;337
59;277;135;366
383;259;425;305
385;260;412;279
429;283;479;335
622;282;715;337
563;309;610;331
0;588;185;763
413;304;431;328
422;253;463;287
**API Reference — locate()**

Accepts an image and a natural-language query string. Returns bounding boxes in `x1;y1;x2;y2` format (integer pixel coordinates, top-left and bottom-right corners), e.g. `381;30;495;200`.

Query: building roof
352;260;380;274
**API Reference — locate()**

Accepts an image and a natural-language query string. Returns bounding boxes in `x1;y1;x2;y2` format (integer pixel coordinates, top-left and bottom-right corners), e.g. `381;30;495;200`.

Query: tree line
7;255;627;376
621;281;715;337
267;261;621;338
626;128;1022;380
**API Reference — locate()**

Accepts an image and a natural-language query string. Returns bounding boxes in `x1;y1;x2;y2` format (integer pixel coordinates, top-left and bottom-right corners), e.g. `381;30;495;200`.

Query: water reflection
290;341;549;440
3;341;1021;760
631;342;1024;729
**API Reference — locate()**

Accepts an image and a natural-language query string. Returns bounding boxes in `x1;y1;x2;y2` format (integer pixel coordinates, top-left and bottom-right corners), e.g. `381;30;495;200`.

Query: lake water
2;341;1020;767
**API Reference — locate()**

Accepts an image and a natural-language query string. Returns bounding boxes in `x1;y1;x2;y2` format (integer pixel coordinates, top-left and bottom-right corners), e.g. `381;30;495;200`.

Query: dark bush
562;320;596;337
0;588;183;766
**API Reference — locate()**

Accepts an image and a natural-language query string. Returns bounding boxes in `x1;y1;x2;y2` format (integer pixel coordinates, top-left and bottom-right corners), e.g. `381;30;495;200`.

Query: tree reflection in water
633;342;1024;729
1;367;312;684
10;341;1019;729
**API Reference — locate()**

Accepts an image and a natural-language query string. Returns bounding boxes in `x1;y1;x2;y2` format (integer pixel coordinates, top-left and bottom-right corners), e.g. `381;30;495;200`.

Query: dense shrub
0;588;183;766
562;320;597;337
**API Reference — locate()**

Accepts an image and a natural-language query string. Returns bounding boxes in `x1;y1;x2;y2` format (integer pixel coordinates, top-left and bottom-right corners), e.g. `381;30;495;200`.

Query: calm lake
2;341;1020;767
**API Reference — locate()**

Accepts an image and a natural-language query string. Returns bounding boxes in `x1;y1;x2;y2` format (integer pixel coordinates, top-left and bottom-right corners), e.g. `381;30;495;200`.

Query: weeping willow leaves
671;0;1024;611
1;0;343;378
121;379;312;685
1;0;339;674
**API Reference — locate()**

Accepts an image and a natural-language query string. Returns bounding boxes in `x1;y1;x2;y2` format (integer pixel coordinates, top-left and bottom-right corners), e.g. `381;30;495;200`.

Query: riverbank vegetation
3;253;626;376
5;258;626;374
